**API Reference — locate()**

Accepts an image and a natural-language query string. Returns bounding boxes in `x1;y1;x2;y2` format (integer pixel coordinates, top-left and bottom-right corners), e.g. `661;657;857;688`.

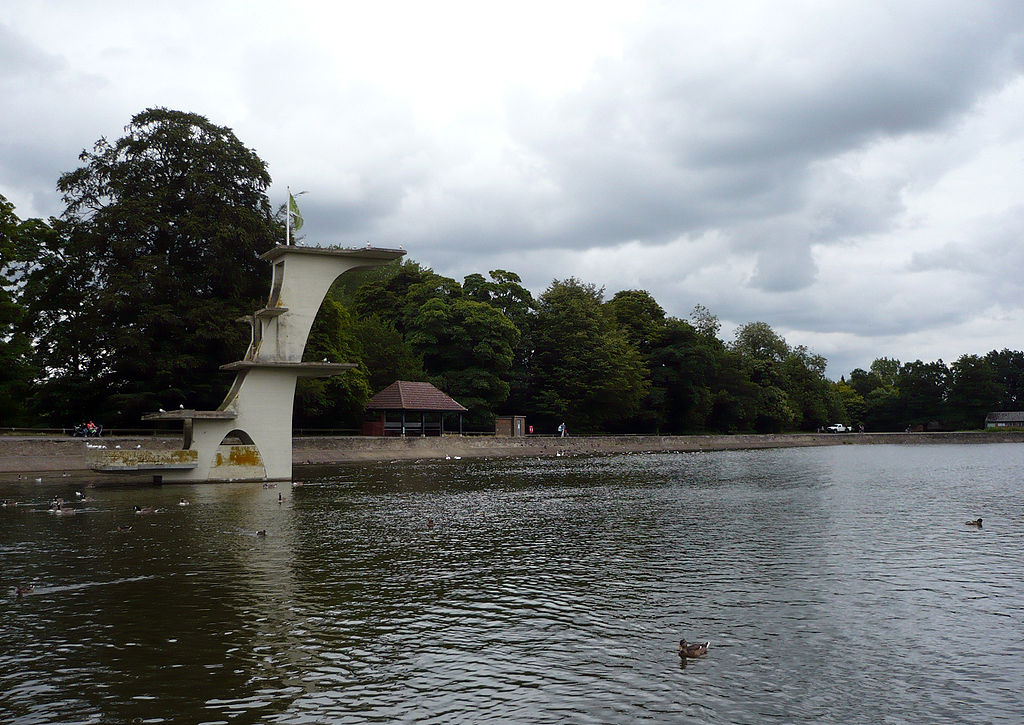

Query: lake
3;443;1023;723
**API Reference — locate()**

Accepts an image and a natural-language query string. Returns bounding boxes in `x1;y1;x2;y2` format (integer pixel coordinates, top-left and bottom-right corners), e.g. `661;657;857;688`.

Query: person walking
558;421;567;437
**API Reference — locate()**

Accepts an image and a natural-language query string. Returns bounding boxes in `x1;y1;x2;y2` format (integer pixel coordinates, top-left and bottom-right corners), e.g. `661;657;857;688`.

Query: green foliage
9;113;1019;435
835;381;865;426
606;289;666;352
897;359;949;425
984;349;1024;409
350;264;520;425
353;315;426;393
947;354;1000;429
0;195;38;424
731;321;790;363
24;108;279;426
295;298;371;428
530;278;648;431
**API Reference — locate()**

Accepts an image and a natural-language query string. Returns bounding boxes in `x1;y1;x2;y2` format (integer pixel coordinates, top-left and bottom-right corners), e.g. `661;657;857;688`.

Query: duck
678;639;710;659
15;585;34;597
116;524;133;532
178;498;190;506
965;518;983;527
256;529;267;537
134;505;157;515
1;499;15;507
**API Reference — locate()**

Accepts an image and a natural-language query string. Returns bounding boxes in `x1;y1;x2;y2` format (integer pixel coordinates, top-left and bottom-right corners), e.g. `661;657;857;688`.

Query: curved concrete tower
95;244;405;482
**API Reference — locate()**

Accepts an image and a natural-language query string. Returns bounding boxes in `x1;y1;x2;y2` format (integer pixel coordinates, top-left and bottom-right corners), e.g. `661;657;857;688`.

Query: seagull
179;404;185;409
158;408;166;413
322;357;328;362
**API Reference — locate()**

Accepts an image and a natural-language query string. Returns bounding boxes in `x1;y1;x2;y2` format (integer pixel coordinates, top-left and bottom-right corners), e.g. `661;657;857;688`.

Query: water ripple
3;444;1024;722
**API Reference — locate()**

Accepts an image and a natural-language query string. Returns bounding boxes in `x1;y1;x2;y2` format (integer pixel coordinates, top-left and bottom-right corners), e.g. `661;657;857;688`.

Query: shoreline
2;431;1023;482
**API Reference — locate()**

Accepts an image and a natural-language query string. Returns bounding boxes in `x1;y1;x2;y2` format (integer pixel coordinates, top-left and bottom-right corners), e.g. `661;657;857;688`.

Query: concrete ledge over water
2;431;1024;477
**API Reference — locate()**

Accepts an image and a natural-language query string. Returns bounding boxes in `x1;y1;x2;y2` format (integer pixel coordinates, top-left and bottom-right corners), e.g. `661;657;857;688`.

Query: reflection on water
3;444;1024;723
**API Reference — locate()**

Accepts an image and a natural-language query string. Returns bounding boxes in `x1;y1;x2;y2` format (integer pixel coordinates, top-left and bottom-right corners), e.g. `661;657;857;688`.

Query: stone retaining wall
2;431;1023;477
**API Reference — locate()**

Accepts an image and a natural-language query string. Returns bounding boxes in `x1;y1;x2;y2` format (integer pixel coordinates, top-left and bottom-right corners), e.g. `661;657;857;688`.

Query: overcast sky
3;1;1023;377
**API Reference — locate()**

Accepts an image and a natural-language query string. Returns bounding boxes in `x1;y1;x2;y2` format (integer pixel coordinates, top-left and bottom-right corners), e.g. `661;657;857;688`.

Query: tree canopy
3;108;1019;436
22;108;279;426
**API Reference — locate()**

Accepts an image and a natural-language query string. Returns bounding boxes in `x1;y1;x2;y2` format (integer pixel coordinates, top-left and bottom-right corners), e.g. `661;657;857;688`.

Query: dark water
3;443;1023;723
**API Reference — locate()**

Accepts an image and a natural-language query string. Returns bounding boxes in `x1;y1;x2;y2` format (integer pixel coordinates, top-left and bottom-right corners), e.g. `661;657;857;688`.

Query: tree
351;263;520;424
26;108;279;426
731;322;795;432
353;314;425;394
0;195;39;424
530;278;648;431
294;298;372;429
897;359;949;426
985;349;1024;410
835;380;866;427
870;357;901;389
731;321;790;363
462;270;536;415
848;367;884;399
606;289;666;353
782;345;841;430
690;304;721;340
645;318;715;432
407;296;520;423
947;354;1000;429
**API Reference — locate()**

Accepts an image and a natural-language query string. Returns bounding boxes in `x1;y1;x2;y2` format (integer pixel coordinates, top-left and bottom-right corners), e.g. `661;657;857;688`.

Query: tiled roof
366;381;468;412
985;411;1024;422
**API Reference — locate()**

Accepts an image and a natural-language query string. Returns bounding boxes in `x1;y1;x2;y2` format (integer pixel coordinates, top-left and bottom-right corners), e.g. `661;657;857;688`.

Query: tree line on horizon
2;108;1022;434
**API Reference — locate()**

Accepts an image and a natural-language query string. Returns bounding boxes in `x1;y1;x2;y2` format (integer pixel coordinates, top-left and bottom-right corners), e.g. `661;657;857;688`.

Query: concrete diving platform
91;448;199;472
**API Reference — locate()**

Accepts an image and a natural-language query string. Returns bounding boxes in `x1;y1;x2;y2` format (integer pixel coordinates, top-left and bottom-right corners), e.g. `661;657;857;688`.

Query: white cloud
2;0;1024;377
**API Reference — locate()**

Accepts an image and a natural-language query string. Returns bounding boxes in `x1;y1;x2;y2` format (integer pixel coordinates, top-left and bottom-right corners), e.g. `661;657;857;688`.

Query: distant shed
363;380;468;436
985;411;1024;429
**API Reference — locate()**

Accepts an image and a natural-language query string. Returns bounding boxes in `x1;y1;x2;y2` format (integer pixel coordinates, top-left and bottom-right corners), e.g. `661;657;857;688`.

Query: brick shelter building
362;381;468;436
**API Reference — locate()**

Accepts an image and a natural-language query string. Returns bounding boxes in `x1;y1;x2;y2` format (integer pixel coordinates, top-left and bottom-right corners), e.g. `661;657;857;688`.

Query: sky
2;0;1024;377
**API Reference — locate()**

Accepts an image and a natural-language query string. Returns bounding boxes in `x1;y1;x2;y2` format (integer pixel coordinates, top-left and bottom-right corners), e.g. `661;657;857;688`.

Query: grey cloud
0;21;65;80
486;2;1024;295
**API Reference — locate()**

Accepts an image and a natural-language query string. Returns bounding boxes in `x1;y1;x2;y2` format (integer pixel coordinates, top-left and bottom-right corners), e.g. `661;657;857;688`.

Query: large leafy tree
463;269;536;415
730;321;795;432
897;359;949;426
26;108;279;426
530;278;648;431
351;263;519;423
946;354;1000;429
295;298;373;429
0;195;40;424
985;349;1024;410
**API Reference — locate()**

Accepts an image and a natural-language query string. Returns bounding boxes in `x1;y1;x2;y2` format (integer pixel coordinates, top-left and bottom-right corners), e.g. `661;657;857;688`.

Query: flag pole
286;185;291;246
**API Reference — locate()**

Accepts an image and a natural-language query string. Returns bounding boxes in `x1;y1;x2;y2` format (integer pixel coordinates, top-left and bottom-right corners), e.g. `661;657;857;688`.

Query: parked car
826;423;849;433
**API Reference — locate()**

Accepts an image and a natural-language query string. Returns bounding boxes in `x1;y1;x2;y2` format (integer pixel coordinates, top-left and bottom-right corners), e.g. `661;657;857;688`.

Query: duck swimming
178;498;190;506
678;639;710;659
256;530;267;537
965;518;983;527
134;505;157;515
15;585;34;597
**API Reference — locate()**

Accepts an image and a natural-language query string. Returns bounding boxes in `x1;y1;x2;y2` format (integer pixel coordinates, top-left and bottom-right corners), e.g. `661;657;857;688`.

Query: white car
826;423;849;432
